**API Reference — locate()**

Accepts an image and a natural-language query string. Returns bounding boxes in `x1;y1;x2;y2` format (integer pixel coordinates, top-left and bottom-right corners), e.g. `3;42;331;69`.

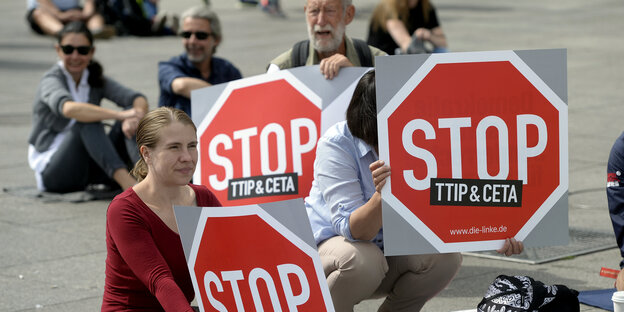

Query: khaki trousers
318;236;462;312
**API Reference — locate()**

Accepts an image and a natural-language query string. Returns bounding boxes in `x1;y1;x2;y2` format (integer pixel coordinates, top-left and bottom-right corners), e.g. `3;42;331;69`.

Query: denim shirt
305;121;384;249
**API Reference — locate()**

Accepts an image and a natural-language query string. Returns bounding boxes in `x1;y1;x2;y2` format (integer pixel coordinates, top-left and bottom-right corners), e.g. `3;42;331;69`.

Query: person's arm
608;135;624;269
386;19;447;52
36;0;62;18
121;96;148;138
132;96;148;116
170;77;211;99
414;26;447;49
81;0;96;20
315;136;379;241
37;0;82;22
107;198;194;312
349;160;390;240
62;101;137;122
385;19;413;52
158;59;211;100
98;76;147;136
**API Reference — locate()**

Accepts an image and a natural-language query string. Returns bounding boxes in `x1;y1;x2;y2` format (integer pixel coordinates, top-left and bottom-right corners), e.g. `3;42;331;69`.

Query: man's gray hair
305;0;352;10
180;5;222;41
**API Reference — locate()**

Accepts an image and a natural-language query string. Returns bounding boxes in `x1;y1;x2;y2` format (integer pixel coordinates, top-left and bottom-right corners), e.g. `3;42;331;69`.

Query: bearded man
267;0;386;80
158;6;241;116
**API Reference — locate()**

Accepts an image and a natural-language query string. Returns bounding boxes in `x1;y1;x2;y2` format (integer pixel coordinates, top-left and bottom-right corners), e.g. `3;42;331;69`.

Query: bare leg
87;14;115;39
86;13;105;31
30;8;63;36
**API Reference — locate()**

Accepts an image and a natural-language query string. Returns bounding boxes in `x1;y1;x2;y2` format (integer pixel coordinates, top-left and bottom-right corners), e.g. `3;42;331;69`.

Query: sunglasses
60;45;92;55
181;31;212;40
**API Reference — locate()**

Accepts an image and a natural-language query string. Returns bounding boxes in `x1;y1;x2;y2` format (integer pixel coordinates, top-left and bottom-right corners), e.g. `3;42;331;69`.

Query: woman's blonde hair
370;0;430;32
130;107;197;182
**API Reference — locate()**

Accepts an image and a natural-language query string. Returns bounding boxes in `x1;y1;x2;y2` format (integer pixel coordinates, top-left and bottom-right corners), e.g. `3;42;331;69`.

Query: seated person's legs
107;120;141;166
86;13;115;39
375;253;462;312
318;236;388;312
42;122;133;193
28;7;64;36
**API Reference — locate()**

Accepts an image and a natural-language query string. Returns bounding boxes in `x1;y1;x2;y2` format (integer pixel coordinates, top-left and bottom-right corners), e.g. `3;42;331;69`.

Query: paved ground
1;0;623;311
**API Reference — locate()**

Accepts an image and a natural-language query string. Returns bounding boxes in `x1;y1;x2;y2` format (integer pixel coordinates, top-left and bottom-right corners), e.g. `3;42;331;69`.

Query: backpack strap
291;40;310;68
352;38;374;67
291;38;373;68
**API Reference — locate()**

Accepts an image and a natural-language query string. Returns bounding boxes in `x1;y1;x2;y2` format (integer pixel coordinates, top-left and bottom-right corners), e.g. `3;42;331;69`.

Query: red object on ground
600;267;619;279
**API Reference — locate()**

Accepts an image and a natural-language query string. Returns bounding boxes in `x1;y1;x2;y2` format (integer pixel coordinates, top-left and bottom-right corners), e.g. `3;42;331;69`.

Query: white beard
307;22;345;53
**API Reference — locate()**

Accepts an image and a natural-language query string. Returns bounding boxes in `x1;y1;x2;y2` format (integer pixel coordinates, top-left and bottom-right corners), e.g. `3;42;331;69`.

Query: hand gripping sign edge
378;50;568;253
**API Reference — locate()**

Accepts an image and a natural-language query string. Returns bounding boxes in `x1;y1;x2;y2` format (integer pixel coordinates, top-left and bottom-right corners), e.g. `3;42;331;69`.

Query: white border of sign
378;50;568;252
187;205;335;312
194;71;323;186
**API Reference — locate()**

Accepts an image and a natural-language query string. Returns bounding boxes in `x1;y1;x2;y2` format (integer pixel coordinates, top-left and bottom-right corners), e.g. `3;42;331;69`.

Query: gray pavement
1;0;623;311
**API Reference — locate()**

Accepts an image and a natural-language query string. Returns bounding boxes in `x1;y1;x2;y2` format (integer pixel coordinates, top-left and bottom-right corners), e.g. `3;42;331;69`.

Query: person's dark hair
131;107;197;182
346;70;377;148
57;21;104;87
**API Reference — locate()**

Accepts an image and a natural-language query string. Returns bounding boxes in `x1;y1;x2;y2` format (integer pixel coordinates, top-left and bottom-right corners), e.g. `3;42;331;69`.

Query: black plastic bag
477;275;579;312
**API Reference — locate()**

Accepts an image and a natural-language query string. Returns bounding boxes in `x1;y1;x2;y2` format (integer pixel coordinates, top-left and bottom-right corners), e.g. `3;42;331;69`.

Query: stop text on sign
208;118;317;191
203;264;310;312
402;114;546;190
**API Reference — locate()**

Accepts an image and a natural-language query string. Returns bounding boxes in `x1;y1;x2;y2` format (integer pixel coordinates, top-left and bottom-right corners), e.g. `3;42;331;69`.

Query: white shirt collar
57;60;90;103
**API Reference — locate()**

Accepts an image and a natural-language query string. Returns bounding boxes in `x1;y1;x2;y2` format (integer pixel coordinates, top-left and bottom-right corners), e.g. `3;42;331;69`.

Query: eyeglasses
60;45;92;55
181;31;212;40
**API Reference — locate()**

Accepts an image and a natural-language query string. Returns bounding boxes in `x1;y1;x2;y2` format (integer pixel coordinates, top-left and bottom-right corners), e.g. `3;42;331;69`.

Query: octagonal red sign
195;74;321;206
378;51;567;252
187;205;334;311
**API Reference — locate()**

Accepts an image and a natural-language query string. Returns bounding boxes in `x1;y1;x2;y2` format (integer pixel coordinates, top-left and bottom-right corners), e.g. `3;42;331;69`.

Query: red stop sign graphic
198;78;321;206
383;59;566;244
190;209;332;311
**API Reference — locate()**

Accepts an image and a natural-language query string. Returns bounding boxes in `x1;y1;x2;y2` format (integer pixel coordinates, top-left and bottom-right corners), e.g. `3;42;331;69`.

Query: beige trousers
318;236;462;312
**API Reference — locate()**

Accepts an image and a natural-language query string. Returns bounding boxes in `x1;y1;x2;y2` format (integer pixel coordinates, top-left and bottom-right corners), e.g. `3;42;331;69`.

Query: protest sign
175;199;334;311
376;50;568;255
192;67;370;206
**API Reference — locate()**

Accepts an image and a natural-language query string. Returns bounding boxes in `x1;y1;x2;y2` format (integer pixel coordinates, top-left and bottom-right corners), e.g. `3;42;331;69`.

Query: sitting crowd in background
21;2;552;312
26;0;179;38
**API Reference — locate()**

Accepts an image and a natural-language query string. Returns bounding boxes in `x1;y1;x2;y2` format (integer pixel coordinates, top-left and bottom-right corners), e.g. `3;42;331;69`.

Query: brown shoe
92;25;116;39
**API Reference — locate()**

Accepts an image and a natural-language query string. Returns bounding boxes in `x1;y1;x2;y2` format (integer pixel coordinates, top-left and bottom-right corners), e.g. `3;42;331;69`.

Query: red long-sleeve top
102;184;221;311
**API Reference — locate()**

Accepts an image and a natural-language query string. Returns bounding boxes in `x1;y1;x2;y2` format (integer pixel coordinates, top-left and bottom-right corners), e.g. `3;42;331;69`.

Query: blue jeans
41;121;139;193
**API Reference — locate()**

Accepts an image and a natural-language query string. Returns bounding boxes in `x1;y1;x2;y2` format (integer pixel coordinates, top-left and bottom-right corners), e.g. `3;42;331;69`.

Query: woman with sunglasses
28;21;148;194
